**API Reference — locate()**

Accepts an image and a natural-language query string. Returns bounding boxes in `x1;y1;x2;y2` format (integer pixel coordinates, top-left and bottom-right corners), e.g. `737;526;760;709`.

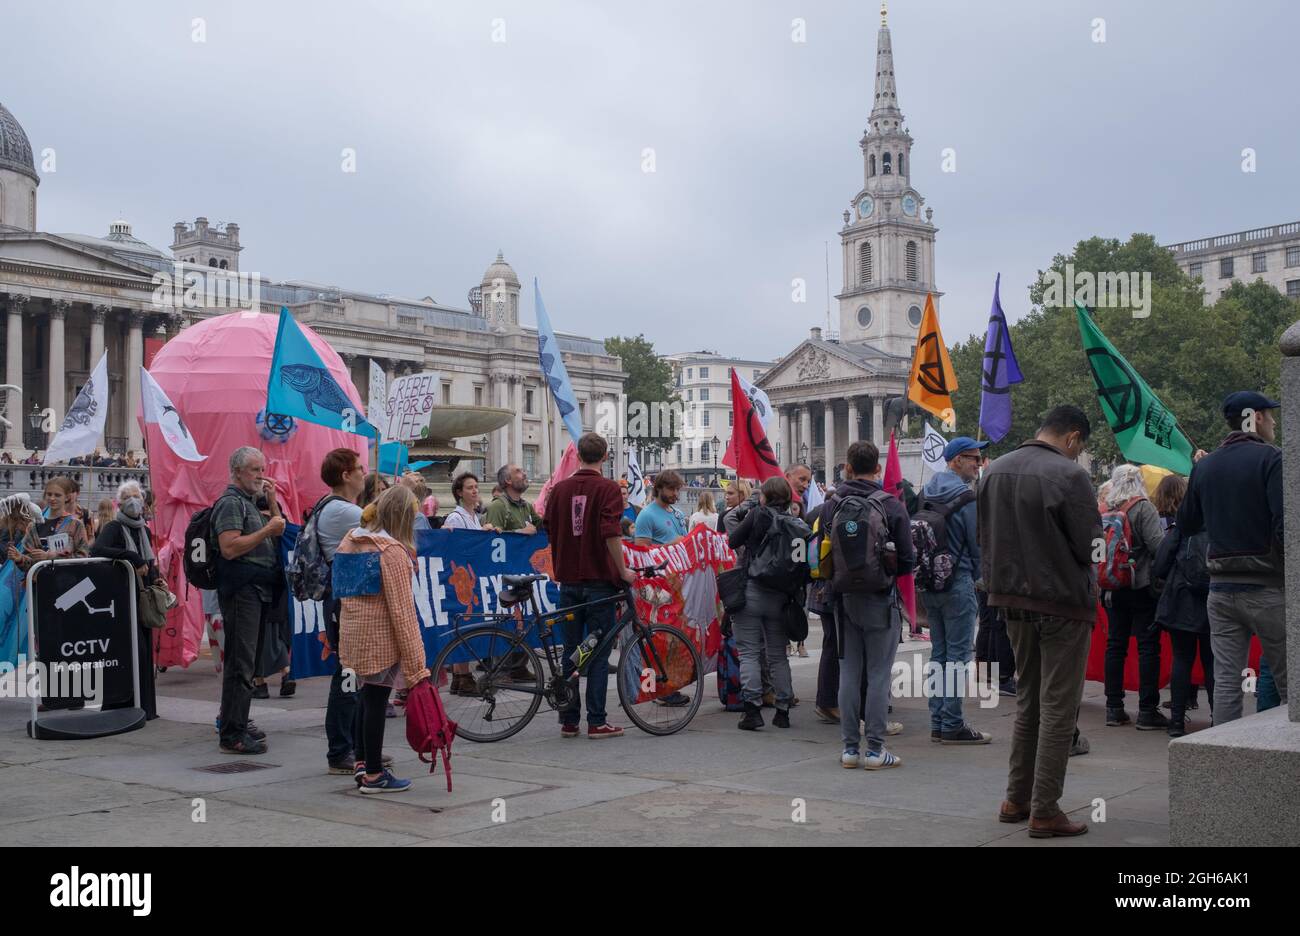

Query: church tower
836;2;939;357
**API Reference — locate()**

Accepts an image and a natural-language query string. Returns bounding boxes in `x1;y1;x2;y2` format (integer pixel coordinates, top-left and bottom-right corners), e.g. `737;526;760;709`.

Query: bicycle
431;562;703;741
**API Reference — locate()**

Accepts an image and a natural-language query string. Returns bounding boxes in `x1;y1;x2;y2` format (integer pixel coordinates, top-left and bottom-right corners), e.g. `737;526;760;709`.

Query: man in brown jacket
978;405;1101;838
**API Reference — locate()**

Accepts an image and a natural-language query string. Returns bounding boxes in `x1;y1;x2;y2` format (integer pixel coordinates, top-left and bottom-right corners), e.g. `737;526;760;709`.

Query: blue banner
284;525;562;680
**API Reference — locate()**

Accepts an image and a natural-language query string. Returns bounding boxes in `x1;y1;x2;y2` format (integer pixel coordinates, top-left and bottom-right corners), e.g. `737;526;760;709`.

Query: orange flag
907;294;957;420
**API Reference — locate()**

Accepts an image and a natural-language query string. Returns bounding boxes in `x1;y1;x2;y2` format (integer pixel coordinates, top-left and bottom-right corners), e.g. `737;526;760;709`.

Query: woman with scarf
90;480;161;719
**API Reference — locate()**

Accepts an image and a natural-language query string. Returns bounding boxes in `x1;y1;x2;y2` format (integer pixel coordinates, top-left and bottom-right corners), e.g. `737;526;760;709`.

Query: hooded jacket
977;440;1101;623
1176;431;1283;585
921;469;979;579
822;477;916;581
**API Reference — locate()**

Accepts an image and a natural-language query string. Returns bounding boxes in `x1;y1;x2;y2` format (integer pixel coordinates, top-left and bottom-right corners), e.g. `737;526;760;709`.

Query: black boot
738;702;764;731
1167;719;1187;738
773;708;790;729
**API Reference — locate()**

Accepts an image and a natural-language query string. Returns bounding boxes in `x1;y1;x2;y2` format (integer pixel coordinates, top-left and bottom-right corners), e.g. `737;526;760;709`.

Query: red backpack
404;679;457;792
1096;497;1142;591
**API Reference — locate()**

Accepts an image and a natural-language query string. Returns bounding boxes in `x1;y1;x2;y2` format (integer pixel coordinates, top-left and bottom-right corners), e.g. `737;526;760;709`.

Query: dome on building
480;249;520;289
0;102;39;183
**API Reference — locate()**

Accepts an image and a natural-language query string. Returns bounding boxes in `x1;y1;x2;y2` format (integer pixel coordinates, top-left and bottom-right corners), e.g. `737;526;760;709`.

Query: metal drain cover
194;762;279;774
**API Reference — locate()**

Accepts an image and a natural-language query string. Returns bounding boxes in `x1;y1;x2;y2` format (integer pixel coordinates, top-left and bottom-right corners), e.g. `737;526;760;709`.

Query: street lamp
799;442;809;466
28;402;42;430
710;434;720;482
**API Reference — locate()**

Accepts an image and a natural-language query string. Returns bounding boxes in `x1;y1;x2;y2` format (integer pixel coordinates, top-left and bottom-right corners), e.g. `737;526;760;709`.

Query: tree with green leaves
604;334;681;454
946;234;1296;476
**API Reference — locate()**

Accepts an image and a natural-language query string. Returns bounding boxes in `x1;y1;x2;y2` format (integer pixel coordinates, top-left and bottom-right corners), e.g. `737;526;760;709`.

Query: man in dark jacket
825;440;915;770
1177;391;1286;723
978;405;1100;838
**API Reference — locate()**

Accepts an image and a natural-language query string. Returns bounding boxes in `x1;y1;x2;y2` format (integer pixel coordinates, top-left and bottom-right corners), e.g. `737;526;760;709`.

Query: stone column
511;375;524;468
785;405;798;467
5;295;27;452
126;310;145;453
847;397;859;447
47;300;69;445
90;304;108;369
823;402;836;483
872;396;885;448
540;389;552;477
799;406;812;466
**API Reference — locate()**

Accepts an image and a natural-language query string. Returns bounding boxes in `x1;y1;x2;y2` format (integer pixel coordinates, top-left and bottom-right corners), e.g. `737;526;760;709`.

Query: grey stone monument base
1169;706;1300;845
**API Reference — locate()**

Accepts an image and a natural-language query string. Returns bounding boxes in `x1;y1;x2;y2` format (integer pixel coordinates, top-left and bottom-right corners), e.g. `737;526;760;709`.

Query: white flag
626;446;646;507
735;370;773;432
922;421;948;472
141;367;206;462
804;479;825;512
368;360;389;442
43;352;109;465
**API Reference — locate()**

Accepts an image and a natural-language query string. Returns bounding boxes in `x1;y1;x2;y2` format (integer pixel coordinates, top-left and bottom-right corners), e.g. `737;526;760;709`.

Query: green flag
1075;301;1194;474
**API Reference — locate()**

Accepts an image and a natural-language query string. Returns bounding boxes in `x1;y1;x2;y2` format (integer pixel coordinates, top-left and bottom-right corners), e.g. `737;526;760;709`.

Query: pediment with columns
0;232;162;289
757;338;887;394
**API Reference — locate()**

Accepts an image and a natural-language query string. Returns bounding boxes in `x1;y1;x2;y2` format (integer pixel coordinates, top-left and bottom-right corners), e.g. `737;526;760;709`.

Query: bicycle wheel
432;627;544;742
617;624;703;736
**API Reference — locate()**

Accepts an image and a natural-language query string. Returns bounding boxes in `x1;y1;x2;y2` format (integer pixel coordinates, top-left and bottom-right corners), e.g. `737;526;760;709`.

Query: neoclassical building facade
759;6;935;484
0;100;626;478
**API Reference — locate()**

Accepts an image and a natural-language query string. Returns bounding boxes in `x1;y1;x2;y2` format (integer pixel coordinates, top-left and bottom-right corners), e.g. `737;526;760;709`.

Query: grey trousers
837;594;900;753
1207;586;1288;724
733;581;793;709
1005;610;1091;820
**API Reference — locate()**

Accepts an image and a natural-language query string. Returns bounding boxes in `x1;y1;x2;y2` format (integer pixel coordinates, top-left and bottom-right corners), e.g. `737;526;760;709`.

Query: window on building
727;387;732;401
1220;257;1234;279
442;383;452;405
700;442;710;462
219;260;229;270
525;388;535;414
686;368;693;379
208;258;218;267
1189;262;1202;279
699;388;709;401
898;153;905;176
474;385;483;406
675;444;682;462
523;446;537;478
1288;280;1300;299
728;411;733;427
869;154;876;176
906;241;918;281
580;400;587;427
686;389;692;401
699;366;709;379
858;242;873;284
701;410;710;427
687;444;694;464
882;152;892;174
1287;247;1300;268
1253;253;1267;274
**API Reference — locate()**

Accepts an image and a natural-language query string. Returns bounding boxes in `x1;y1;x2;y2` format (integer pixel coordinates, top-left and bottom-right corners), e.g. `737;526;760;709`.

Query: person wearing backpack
1098;464;1168;731
727;475;811;730
335;486;430;793
310;448;368;775
979;406;1099;838
1151;474;1211;738
917;436;992;745
1177;391;1285;724
211;447;286;756
823;440;914;769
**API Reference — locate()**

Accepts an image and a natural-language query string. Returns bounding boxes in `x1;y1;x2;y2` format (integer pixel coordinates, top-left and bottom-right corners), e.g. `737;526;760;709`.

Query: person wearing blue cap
917;436;992;745
1177;391;1287;723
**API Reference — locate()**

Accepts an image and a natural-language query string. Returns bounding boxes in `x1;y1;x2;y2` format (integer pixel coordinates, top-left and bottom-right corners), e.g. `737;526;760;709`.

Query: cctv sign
31;560;138;709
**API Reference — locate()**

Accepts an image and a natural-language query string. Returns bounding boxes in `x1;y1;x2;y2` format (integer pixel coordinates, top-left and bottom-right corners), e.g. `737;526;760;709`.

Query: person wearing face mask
978;405;1100;839
90;480;164;720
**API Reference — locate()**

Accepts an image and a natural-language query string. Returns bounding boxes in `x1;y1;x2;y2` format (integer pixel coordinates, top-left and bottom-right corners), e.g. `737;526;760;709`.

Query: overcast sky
5;0;1296;360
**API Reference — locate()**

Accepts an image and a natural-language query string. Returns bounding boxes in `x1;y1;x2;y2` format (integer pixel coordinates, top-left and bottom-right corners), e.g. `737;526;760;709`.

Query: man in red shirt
544;432;637;739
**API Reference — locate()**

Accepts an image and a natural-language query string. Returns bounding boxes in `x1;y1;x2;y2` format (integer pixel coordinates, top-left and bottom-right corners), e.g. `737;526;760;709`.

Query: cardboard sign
385;371;440;441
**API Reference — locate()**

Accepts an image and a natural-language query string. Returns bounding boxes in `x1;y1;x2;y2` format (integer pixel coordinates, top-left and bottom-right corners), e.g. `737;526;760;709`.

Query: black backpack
829;490;898;594
183;493;239;591
287;494;345;602
746;507;811;595
910;491;975;593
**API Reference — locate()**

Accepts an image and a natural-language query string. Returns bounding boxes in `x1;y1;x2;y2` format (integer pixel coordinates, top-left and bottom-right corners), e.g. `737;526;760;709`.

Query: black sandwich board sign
26;557;145;740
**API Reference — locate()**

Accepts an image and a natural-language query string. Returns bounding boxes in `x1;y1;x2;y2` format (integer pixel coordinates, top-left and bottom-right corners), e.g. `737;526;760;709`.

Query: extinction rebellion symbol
916;332;950;396
923;432;946;464
1085;347;1142;433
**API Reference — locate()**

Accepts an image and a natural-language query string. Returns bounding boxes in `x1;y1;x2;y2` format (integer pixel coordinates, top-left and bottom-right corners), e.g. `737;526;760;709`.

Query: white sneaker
861;748;903;770
885;721;903;736
841;749;861;769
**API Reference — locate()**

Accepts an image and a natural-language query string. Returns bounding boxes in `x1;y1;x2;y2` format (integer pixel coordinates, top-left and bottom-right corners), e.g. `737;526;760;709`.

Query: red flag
534;442;579;518
721;368;782;481
882;431;917;632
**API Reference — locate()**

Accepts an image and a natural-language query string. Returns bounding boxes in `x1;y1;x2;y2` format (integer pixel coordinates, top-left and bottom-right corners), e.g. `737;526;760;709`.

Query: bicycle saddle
501;573;546;587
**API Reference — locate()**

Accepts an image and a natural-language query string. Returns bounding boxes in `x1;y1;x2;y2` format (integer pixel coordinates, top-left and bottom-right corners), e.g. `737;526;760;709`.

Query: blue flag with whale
534;280;584;446
266;306;377;438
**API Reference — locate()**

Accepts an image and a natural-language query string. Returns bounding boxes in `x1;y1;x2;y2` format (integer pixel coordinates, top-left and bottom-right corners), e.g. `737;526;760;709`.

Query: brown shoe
998;800;1030;823
1027;812;1088;838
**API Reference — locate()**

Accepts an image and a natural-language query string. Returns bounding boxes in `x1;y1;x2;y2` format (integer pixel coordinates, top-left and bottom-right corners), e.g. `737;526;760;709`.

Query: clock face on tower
902;194;918;217
858;196;874;219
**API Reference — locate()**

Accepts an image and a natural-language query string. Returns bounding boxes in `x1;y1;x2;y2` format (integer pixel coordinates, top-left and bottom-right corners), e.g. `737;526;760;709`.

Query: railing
0;466;150;498
1168;222;1300;255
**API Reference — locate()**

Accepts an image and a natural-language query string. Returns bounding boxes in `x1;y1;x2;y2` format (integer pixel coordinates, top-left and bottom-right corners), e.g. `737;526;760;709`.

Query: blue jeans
920;572;978;734
559;582;620;727
1257;658;1281;712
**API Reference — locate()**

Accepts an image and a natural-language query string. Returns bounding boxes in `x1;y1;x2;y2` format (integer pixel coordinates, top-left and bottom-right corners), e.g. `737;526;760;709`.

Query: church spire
869;2;903;127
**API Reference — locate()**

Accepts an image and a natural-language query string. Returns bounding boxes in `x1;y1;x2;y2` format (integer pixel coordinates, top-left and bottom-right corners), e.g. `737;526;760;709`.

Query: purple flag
978;273;1023;442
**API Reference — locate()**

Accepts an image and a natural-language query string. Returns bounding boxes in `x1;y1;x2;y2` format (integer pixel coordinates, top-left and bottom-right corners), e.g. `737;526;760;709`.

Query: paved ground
0;628;1184;846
